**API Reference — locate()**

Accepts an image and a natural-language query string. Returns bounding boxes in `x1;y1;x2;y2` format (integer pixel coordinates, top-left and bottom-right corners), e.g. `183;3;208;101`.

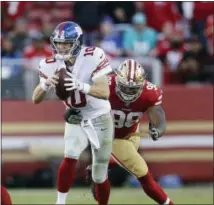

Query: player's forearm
155;117;166;136
152;113;166;136
32;84;47;104
147;105;166;136
81;76;109;100
88;83;110;100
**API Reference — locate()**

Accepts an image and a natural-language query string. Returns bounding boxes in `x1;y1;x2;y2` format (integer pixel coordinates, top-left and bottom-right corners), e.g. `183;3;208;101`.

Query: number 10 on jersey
65;90;87;108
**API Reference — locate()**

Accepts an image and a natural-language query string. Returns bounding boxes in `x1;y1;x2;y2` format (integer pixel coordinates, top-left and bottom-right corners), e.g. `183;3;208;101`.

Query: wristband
81;83;91;94
40;82;50;91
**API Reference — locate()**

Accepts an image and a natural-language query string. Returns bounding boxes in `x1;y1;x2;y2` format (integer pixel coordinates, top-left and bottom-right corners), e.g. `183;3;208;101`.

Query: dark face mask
171;40;182;49
119;85;141;95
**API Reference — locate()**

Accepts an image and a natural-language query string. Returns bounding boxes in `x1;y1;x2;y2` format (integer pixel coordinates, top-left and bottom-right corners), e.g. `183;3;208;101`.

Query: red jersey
143;2;181;32
193;2;213;21
108;75;162;139
23;45;52;59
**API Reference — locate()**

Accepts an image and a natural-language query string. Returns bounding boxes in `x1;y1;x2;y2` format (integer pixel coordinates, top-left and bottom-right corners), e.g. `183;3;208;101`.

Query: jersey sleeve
150;87;163;106
145;82;163;107
38;59;49;84
154;88;163;106
91;47;113;81
38;57;65;84
107;74;116;90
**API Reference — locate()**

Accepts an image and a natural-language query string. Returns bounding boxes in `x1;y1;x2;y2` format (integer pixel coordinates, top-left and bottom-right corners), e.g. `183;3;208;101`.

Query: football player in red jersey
1;186;12;205
83;59;174;204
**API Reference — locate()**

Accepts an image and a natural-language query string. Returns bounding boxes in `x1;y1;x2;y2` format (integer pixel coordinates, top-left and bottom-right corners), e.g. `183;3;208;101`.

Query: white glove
149;123;161;141
64;72;91;94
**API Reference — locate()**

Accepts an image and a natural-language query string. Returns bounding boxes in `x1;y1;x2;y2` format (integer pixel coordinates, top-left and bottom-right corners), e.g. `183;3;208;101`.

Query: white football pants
64;112;114;183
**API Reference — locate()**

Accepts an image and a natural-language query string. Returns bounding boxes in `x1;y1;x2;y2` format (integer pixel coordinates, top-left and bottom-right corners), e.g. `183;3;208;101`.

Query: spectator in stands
176;55;201;84
2;2;30;33
95;16;122;59
102;2;136;24
2;2;29;21
149;22;185;61
165;34;185;72
9;18;30;52
23;31;52;60
2;36;25;99
2;37;21;58
149;22;186;84
42;20;56;43
2;8;14;33
184;36;208;65
122;13;158;57
204;15;213;56
182;2;213;46
23;31;53;100
175;36;212;84
139;2;181;33
73;2;104;46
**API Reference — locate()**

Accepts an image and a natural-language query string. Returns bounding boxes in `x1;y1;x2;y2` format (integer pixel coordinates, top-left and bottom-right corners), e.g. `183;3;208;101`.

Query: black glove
64;108;82;124
149;122;161;141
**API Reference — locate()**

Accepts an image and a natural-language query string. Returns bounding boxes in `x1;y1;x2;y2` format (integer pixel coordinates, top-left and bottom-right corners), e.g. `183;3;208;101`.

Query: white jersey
38;46;112;119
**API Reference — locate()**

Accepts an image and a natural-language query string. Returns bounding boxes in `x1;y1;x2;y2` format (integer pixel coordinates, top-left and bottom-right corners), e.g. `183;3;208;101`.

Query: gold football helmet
115;59;146;102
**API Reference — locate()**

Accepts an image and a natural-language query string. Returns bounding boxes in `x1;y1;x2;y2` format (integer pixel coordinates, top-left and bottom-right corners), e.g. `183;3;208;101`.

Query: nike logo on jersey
101;128;107;131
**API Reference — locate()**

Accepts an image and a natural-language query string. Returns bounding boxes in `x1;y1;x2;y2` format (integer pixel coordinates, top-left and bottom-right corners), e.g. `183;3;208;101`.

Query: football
55;68;70;100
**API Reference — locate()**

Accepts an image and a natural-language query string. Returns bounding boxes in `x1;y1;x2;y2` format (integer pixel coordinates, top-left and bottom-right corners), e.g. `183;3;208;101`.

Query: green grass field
9;186;213;204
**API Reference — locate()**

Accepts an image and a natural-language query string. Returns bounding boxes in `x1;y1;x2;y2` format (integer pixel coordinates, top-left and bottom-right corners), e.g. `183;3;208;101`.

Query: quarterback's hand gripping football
149;122;161;141
64;72;91;94
40;75;59;91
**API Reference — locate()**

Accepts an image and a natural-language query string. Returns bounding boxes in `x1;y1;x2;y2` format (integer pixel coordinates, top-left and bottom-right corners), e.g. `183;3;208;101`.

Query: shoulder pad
144;81;163;106
39;56;66;79
81;46;104;59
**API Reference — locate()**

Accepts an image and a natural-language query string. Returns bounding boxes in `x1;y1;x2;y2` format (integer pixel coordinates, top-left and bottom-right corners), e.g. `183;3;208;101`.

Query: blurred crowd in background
1;2;214;100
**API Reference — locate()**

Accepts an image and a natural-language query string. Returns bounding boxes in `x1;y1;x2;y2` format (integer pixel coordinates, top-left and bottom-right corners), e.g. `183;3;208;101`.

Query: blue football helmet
50;21;84;60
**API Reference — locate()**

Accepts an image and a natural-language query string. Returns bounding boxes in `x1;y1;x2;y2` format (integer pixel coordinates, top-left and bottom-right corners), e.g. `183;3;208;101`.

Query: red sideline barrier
2;85;214;183
2;85;213;122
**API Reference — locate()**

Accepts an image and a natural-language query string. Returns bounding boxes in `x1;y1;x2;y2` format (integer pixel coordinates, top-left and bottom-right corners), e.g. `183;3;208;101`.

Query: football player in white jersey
32;21;114;205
